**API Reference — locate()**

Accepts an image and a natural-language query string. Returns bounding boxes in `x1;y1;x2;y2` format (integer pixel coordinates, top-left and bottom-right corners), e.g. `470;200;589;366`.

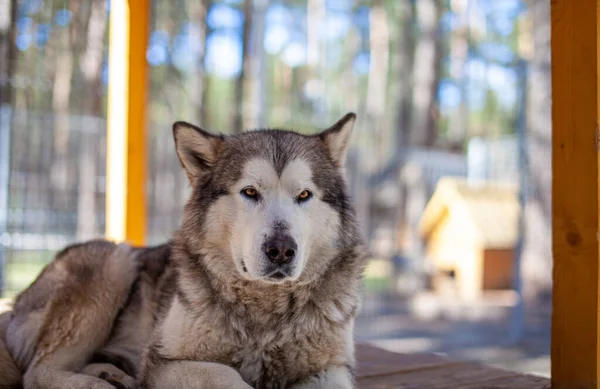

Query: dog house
419;177;519;301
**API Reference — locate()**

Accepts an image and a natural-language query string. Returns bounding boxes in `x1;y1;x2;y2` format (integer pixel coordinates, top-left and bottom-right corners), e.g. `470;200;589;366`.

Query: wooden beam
551;1;600;388
105;0;149;245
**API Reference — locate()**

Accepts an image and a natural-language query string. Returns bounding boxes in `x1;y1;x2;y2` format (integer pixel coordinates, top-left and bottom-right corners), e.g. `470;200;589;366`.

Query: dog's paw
84;379;120;389
229;382;253;389
82;363;137;389
99;371;136;389
56;375;117;389
289;367;353;389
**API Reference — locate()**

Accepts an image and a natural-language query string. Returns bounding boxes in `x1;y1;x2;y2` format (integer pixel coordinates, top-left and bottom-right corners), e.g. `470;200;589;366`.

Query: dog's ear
173;121;224;185
319;112;356;168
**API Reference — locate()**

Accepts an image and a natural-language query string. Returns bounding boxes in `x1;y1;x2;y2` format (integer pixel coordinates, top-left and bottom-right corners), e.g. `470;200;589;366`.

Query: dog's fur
0;311;21;389
1;113;366;389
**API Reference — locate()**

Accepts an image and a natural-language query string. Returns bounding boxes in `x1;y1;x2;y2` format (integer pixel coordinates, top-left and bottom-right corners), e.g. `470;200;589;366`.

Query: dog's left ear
173;121;224;185
319;112;356;168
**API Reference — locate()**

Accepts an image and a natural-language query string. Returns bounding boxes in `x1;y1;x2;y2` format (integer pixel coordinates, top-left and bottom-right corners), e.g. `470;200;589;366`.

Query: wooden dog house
419;177;519;301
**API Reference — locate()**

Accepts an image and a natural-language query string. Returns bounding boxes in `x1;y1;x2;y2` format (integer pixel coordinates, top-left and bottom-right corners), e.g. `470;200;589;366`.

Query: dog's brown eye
242;187;258;199
297;190;312;203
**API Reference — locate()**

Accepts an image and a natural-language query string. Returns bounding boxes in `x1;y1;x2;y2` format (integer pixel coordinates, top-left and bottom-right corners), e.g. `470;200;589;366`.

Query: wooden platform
356;344;550;389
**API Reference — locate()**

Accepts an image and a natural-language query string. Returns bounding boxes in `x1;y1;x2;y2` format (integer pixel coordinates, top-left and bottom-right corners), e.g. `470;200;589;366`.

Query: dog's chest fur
232;315;352;389
155;268;358;389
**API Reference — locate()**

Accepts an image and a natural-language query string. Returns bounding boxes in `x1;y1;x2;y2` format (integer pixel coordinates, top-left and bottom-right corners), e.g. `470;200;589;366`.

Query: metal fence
0;102;522;296
0;0;532;293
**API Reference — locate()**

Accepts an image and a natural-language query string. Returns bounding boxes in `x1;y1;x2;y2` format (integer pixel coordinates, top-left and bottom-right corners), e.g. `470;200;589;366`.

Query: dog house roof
419;177;520;249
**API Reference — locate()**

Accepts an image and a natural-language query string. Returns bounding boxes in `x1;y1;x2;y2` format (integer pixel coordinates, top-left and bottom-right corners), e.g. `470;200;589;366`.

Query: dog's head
174;113;360;284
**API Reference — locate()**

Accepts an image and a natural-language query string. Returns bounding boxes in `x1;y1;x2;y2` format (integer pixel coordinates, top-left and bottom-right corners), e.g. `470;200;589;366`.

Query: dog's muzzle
263;234;297;265
261;233;297;280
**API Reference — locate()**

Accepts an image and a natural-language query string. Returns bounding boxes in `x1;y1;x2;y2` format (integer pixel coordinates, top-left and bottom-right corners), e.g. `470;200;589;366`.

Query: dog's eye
297;190;312;203
241;186;259;200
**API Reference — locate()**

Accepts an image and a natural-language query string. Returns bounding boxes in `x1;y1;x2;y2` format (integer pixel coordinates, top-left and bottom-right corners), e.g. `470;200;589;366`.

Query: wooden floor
356;344;550;389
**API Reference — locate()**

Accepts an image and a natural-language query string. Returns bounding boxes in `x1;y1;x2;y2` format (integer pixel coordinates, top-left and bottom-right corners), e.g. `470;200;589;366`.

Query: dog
1;112;366;389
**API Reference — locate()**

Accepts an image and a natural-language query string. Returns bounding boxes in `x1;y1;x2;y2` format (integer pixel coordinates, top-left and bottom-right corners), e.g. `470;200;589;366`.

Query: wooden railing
551;1;600;388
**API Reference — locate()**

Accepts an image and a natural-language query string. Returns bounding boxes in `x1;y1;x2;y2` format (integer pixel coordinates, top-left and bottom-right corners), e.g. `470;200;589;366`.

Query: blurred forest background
0;0;551;376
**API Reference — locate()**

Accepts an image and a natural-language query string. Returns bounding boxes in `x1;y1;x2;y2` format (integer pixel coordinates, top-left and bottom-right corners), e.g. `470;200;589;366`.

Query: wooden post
551;1;600;388
105;0;149;245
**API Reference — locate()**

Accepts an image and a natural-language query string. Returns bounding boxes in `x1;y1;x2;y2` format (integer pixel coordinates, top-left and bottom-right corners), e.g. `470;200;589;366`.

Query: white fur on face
204;157;342;283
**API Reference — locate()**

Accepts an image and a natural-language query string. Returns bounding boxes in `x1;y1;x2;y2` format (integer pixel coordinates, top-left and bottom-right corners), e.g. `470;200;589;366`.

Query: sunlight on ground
4;261;46;298
363;258;393;293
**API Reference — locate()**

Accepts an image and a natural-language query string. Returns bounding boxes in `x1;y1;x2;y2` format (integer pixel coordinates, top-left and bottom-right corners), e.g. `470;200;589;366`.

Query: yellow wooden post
551;1;600;388
106;0;149;245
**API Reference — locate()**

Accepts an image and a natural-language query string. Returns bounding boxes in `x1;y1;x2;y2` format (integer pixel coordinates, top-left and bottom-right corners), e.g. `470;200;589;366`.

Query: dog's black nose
264;235;297;265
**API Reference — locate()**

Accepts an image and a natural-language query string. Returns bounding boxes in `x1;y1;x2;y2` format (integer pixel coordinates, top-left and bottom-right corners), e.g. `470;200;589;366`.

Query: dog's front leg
141;360;253;389
289;366;353;389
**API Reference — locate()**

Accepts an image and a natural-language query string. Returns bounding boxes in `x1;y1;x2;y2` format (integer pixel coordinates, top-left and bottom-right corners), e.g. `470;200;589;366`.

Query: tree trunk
233;0;252;133
0;0;17;107
394;0;416;154
246;0;267;129
307;0;325;67
522;0;552;299
366;0;389;121
200;1;212;129
187;0;209;127
364;0;390;179
447;0;469;145
362;0;391;244
76;0;107;239
306;0;326;124
50;18;75;210
392;0;443;286
392;0;416;255
0;0;17;296
410;0;444;147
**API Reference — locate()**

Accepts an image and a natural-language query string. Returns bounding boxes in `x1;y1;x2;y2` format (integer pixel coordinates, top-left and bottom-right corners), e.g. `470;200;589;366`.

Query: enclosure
0;0;579;386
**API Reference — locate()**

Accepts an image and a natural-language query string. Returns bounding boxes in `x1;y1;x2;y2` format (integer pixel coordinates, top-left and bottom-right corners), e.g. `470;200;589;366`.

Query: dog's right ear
173;121;224;185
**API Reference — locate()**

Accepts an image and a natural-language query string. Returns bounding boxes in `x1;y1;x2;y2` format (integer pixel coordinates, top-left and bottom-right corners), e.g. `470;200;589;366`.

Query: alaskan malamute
1;113;366;389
